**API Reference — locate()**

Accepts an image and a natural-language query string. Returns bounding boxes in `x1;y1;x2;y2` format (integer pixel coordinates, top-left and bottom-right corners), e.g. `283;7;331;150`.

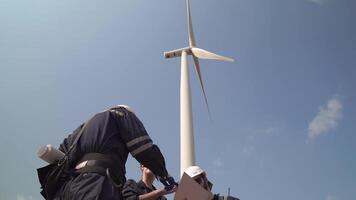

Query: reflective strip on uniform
75;161;88;170
126;135;151;148
130;142;153;156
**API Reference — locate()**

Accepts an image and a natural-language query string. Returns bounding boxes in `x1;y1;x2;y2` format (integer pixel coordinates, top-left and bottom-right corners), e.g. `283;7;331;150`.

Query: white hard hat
184;166;205;178
116;104;134;113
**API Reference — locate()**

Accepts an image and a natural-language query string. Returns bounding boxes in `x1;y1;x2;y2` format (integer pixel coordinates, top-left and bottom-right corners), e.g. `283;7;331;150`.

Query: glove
158;175;178;191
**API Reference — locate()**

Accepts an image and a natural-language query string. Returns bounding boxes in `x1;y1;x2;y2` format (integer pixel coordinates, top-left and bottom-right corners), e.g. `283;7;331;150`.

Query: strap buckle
75;160;89;169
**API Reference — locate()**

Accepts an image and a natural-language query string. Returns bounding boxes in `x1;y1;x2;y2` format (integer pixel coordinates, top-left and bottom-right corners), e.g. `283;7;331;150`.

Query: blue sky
1;0;355;200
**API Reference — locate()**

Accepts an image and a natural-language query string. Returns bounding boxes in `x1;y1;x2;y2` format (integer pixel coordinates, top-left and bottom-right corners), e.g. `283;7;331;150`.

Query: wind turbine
164;0;234;176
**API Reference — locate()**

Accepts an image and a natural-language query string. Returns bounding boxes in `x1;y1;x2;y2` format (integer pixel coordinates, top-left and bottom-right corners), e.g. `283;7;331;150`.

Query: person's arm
122;180;176;200
138;187;176;200
122;180;141;200
134;145;168;178
111;107;169;178
137;188;167;200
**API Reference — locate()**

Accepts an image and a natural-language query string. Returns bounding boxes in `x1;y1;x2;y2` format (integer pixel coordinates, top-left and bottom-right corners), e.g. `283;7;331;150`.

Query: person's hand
158;175;178;191
164;184;178;194
158;185;178;196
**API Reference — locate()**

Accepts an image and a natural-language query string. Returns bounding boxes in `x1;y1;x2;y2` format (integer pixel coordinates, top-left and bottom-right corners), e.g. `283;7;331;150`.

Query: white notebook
174;173;214;200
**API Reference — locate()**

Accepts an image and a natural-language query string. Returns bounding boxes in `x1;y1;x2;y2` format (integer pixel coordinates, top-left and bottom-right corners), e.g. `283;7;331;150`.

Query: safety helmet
116;104;134;113
184;166;205;178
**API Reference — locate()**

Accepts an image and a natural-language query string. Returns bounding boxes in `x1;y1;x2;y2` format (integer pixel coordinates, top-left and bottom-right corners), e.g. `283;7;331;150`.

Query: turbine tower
164;0;234;176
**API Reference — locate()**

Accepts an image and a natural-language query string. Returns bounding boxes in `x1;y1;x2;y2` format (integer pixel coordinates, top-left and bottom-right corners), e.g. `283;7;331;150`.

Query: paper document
174;173;214;200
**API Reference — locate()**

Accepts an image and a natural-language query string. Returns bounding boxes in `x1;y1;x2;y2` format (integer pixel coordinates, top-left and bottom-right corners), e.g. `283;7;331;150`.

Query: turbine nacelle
164;47;234;62
164;47;191;59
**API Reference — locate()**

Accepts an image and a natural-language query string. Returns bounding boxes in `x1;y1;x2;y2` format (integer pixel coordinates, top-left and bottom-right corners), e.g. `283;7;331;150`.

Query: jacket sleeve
111;107;169;178
122;179;140;200
134;144;168;178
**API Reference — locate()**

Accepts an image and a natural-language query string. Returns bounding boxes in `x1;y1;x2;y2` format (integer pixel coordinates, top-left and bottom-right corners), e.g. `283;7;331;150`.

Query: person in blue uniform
122;164;177;200
53;105;177;200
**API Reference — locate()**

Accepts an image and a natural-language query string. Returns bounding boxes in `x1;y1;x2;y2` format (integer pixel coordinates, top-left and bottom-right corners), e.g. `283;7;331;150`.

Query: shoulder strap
66;120;89;155
65;108;111;156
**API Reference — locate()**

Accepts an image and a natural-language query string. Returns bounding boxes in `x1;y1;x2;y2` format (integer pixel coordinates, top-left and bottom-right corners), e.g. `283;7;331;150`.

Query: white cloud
308;97;342;141
326;195;337;200
307;0;328;5
16;195;33;200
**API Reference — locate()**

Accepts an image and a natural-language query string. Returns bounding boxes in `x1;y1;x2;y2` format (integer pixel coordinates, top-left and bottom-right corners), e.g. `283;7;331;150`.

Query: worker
184;166;240;200
122;164;177;200
52;105;177;200
184;165;213;191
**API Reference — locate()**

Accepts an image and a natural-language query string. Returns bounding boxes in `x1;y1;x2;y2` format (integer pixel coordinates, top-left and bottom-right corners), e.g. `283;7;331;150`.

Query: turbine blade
192;47;234;62
187;0;196;47
192;55;212;119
